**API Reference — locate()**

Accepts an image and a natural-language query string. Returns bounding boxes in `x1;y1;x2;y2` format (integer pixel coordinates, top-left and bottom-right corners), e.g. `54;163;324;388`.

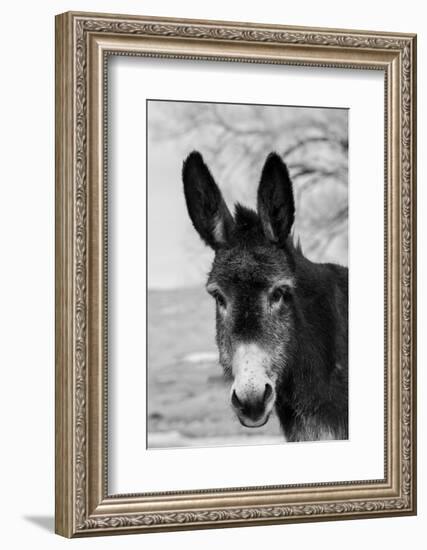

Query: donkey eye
270;286;291;307
207;285;227;310
213;291;227;309
270;288;283;305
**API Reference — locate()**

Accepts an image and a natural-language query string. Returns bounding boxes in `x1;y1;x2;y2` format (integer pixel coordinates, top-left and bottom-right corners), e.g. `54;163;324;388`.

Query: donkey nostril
263;383;273;403
231;390;243;410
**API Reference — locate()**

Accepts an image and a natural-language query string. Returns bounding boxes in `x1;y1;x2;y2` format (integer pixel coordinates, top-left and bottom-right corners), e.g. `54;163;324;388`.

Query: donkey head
183;151;296;428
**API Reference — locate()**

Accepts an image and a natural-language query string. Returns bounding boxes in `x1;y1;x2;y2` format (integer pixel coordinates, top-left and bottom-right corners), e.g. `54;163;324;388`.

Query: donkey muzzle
230;344;276;428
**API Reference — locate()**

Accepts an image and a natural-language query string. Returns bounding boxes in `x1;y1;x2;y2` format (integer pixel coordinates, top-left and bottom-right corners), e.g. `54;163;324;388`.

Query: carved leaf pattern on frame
71;17;414;531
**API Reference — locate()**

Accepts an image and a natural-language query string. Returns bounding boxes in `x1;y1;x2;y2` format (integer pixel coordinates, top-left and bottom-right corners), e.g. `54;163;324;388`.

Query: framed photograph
55;11;417;537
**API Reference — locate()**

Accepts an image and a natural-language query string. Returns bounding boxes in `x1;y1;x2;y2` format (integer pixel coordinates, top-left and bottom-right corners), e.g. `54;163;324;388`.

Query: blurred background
147;100;348;449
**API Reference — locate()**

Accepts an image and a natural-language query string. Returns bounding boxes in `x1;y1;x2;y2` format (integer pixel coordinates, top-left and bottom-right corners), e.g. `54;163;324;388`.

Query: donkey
182;151;348;442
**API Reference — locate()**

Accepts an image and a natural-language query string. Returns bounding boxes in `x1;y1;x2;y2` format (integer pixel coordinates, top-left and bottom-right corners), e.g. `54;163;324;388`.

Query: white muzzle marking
230;344;276;427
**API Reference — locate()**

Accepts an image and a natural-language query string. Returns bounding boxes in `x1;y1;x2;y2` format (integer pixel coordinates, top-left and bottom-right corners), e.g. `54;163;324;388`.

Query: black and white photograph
0;0;419;545
147;100;349;449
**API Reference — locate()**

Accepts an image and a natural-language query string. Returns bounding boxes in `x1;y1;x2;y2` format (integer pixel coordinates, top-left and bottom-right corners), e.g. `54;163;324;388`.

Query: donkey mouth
231;383;275;428
237;412;271;428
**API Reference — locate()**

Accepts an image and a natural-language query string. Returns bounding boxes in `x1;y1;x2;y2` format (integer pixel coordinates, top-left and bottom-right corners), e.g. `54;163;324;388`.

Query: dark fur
183;151;348;442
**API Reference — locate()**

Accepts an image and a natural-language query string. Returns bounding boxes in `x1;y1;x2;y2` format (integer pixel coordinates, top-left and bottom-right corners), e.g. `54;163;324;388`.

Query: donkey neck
276;254;348;438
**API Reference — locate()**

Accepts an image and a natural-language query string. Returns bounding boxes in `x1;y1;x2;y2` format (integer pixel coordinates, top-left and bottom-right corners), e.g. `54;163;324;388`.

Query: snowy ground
147;286;283;449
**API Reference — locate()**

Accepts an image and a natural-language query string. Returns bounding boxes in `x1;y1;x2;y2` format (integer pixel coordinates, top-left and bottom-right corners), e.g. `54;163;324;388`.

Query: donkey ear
183;151;234;249
257;153;295;246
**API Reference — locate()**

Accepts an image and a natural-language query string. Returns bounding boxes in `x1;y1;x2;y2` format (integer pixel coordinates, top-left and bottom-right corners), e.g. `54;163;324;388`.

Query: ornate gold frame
55;11;417;538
